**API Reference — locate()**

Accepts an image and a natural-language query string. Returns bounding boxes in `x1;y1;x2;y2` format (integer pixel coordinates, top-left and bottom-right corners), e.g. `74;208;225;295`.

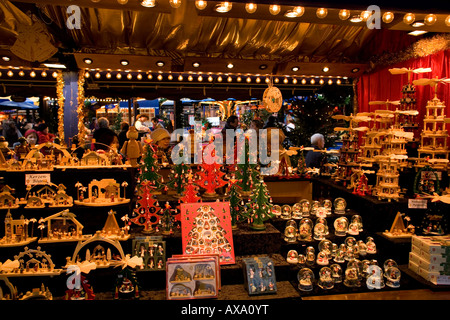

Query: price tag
408;199;427;209
25;173;51;186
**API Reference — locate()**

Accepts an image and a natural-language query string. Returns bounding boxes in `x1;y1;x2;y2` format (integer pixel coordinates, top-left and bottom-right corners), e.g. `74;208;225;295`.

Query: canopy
0;99;38;110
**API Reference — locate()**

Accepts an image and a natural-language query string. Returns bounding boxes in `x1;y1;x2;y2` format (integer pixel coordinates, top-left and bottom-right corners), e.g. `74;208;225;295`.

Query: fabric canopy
357;49;450;131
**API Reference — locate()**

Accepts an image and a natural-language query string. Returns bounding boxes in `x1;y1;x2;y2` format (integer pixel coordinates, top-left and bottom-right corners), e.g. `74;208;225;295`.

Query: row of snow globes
284;215;363;242
286;237;377;267
296;258;401;291
273;198;347;220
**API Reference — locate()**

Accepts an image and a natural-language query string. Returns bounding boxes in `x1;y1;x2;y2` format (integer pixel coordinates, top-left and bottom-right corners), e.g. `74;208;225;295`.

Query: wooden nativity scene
74;179;130;206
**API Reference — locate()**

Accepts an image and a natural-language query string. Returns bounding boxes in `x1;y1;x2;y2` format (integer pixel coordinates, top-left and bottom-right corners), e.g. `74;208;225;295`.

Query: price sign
408;199;427;209
25;173;51;186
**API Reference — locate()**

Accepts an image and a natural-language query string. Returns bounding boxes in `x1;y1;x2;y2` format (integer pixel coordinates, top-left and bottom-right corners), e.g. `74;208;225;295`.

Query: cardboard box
418;267;450;285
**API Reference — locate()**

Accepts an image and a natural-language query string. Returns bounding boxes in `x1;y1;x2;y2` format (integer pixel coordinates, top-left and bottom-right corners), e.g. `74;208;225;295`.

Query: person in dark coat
93;117;118;151
305;133;326;168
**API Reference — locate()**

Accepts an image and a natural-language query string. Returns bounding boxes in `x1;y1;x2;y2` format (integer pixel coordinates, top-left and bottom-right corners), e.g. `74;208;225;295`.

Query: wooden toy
383;212;415;238
74;179;130;206
0;246;62;277
120;126;143;167
0;210;37;247
38;209;90;243
0;185;19;209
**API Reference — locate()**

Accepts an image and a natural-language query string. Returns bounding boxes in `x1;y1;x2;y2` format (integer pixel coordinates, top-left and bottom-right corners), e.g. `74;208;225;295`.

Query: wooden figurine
383;212;415;238
120;126;143;167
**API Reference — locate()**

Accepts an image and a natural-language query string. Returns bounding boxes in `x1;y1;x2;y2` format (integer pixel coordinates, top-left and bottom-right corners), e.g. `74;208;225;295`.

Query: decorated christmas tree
226;176;246;229
179;170;202;204
297;147;307;175
166;161;190;196
246;179;274;230
235;137;260;197
138;139;163;192
160;202;175;235
131;181;161;233
195;158;228;198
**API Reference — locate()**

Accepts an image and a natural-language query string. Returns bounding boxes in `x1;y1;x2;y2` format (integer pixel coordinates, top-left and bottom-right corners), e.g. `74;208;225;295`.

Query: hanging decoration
56;70;65;143
262;76;283;113
77;70;86;146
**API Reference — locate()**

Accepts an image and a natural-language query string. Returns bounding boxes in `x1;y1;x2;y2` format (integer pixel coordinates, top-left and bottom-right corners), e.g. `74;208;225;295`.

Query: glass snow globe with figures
297;268;315;292
284;220;298;243
298;218;313;241
318;267;334;290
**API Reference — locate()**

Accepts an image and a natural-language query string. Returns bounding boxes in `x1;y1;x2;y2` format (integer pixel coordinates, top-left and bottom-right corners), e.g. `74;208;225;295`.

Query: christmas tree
247;179;274;231
166;161;190;196
226;176;246;229
179;170;202;204
195;161;227;198
131;181;161;233
235;137;260;197
138;139;163;192
160;202;175;235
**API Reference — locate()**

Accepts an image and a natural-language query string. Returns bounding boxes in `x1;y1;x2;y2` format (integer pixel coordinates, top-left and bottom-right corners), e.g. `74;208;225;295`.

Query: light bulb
236;76;242;82
316;8;328;19
301;79;306;84
319;79;324;84
30;70;36;78
169;0;181;8
18;70;25;77
328;79;333;85
256;77;261;83
246;77;251;83
424;14;437;25
403;13;415;24
245;3;257;14
382;12;394;23
195;0;207;10
269;5;280;15
106;72;111;79
227;76;232;82
95;72;101;78
446;15;450;27
117;0;128;4
361;10;371;21
178;75;183;81
140;0;156;7
52;71;58;78
116;73;122;79
127;73;132;80
339;9;350;20
217;76;222;82
198;75;203;81
293;6;304;16
148;73;153;80
137;73;143;80
41;70;47;77
215;2;232;13
7;70;13;77
188;75;193;81
292;78;297;84
157;74;163;80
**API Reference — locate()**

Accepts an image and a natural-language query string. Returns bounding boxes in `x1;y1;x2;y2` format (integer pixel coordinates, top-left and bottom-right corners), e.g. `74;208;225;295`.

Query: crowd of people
1;112;326;169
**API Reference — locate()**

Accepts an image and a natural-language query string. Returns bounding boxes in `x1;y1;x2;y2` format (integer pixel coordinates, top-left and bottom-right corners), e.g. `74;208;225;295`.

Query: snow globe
347;221;360;235
334;244;346;263
333;197;346;214
297;268;315;292
343;265;361;287
316;218;329;236
313;221;327;241
287;250;299;264
361;260;371;278
330;263;343;283
385;266;401;288
272;205;282;217
281;205;292;220
291;203;302;219
366;237;377;254
345;246;354;261
299;199;310;217
298;218;313;241
344;236;357;248
284;220;298;243
310;200;320;216
315;206;328;218
298;254;306;265
318;239;333;258
366;265;385;289
318;267;334;290
331;243;338;258
334;217;349;236
351;215;363;231
316;251;329;266
358;240;367;256
383;259;398;272
305;246;315;266
322;199;332;215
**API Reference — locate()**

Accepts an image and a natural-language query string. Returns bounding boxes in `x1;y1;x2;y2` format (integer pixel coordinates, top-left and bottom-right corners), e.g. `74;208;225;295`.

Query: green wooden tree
235;137;260;197
227;177;246;229
247;179;274;231
166;162;190;196
138;140;163;191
